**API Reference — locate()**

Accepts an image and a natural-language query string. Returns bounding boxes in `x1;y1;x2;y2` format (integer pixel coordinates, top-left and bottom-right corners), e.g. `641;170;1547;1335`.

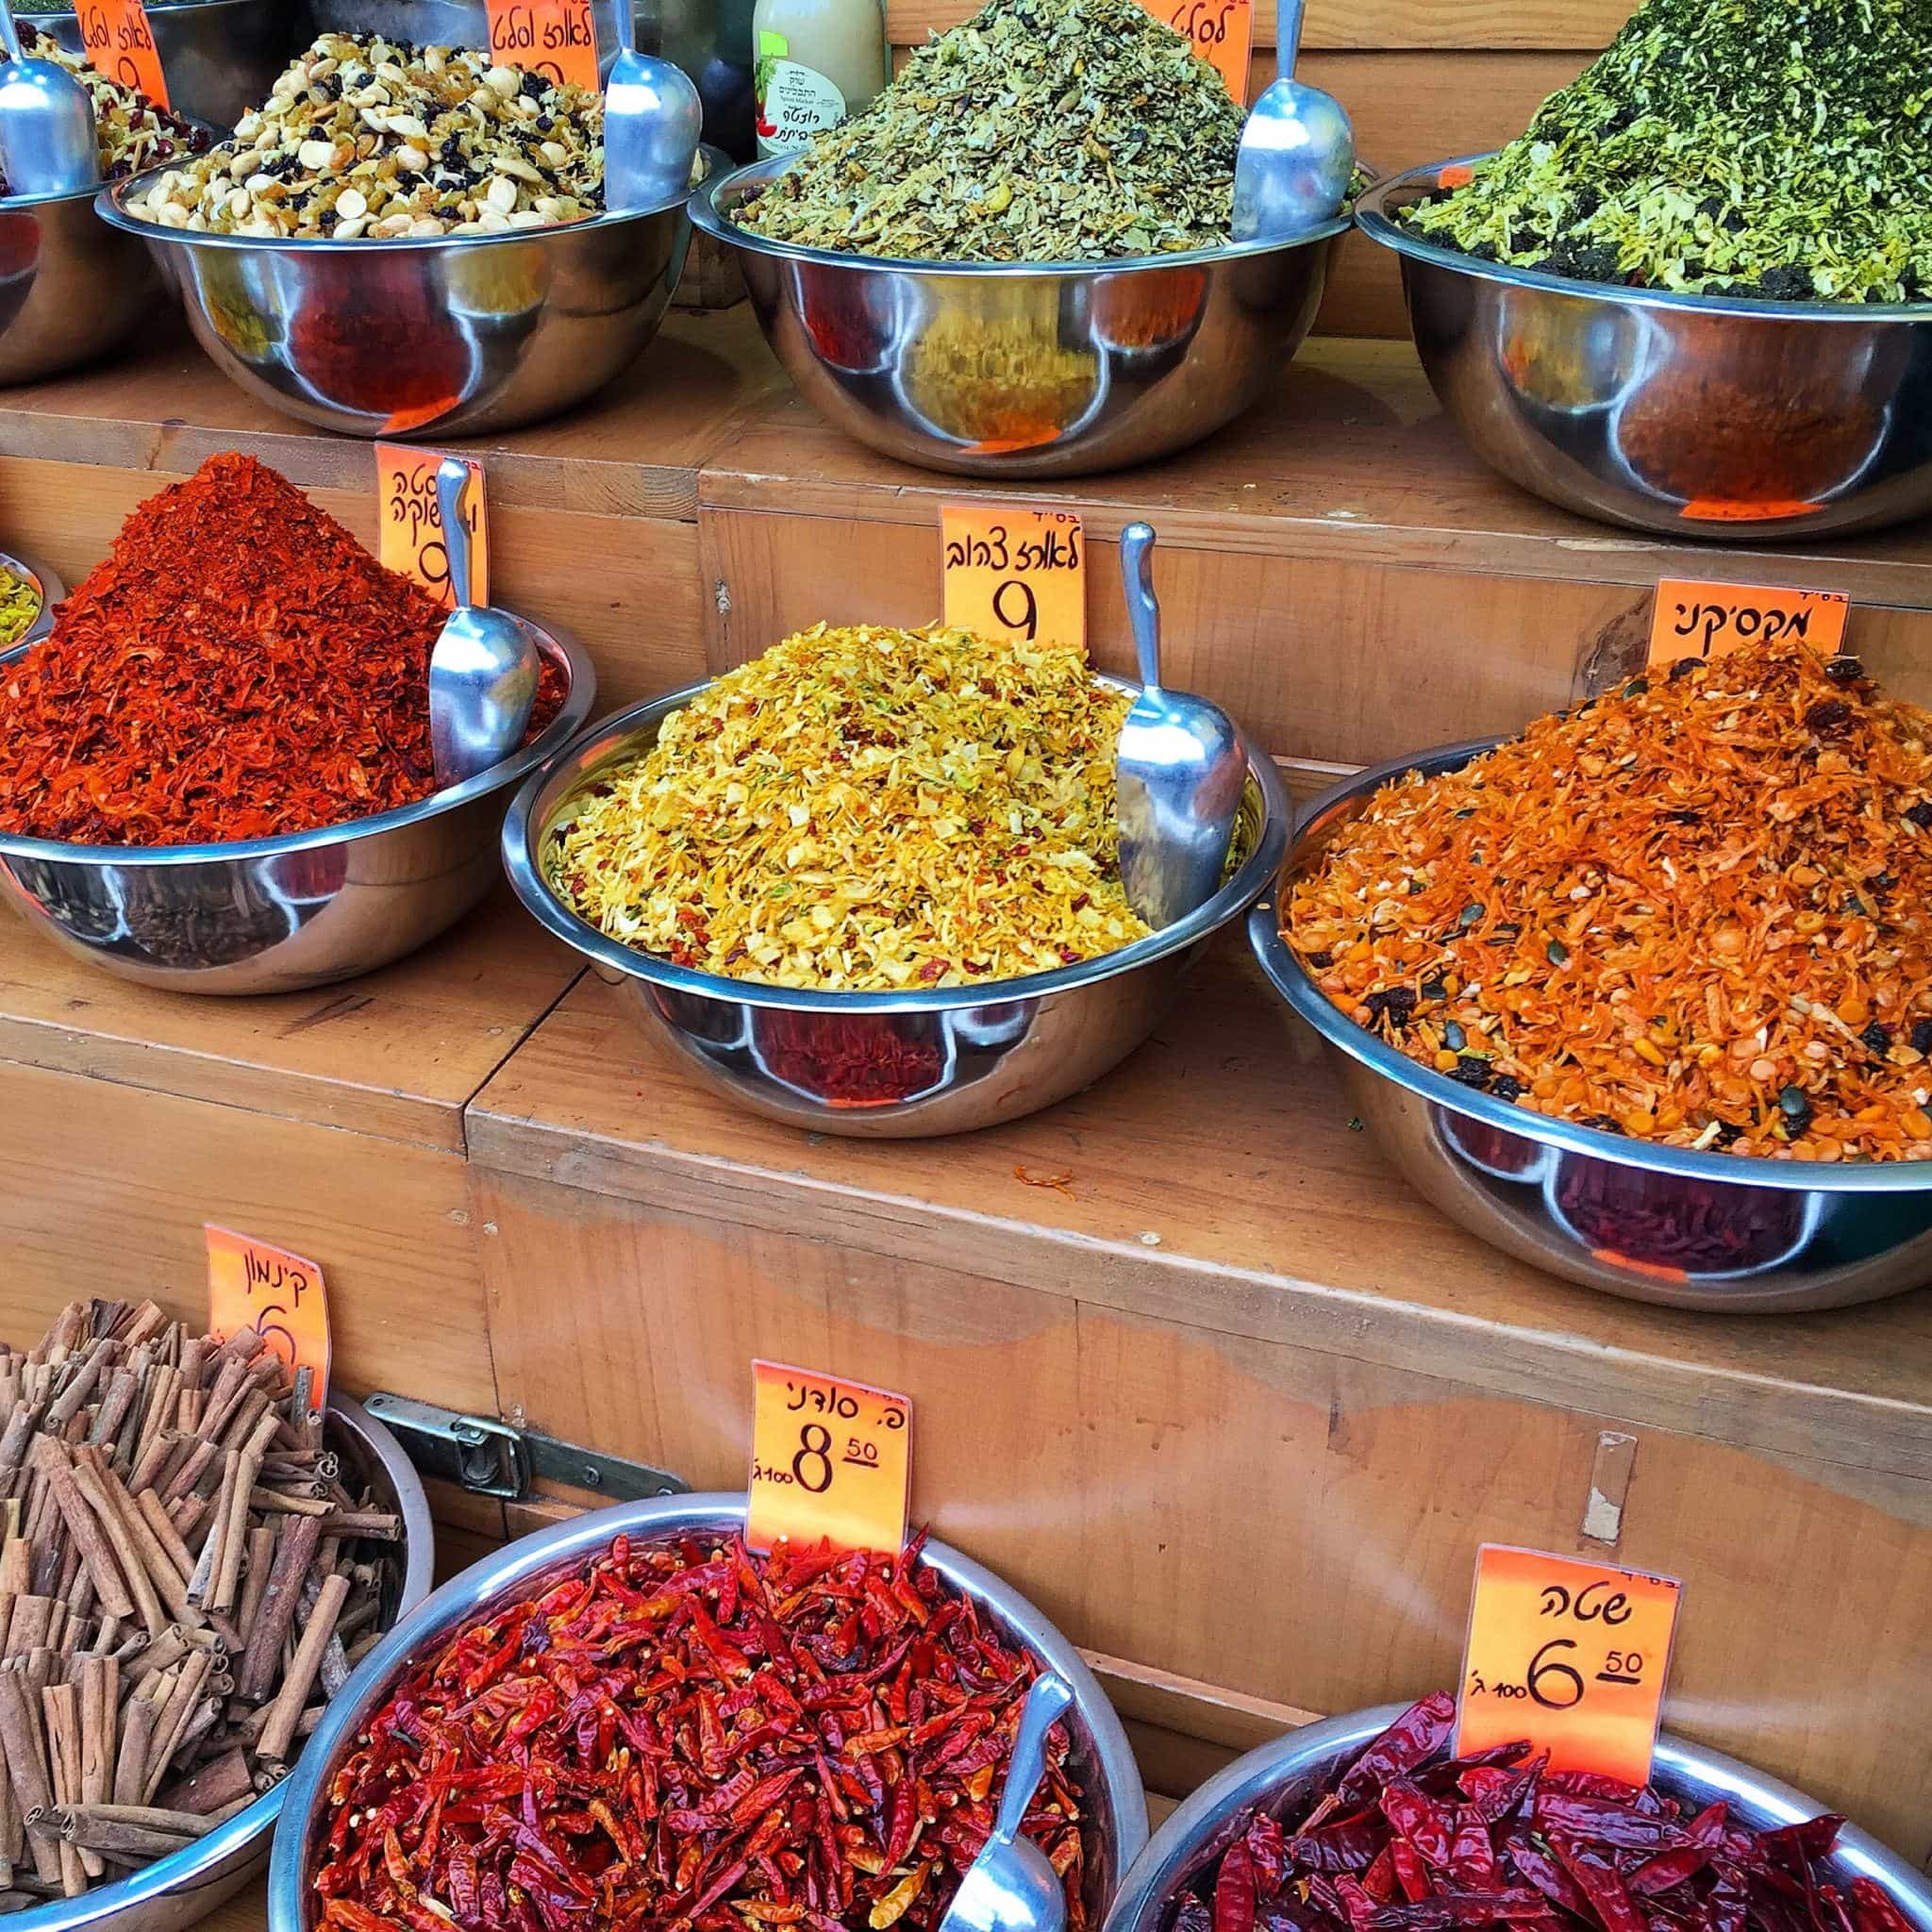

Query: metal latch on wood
362;1393;688;1503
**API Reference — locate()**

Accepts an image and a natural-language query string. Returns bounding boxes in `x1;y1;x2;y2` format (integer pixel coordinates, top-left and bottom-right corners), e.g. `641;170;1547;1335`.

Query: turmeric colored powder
1286;644;1932;1162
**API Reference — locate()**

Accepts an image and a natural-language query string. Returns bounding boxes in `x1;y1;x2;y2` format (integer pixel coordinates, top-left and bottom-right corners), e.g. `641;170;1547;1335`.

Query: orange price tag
1457;1545;1682;1786
1152;0;1253;99
205;1225;331;1414
484;0;601;91
1647;576;1848;671
941;506;1085;650
375;444;488;610
75;0;168;108
746;1362;910;1556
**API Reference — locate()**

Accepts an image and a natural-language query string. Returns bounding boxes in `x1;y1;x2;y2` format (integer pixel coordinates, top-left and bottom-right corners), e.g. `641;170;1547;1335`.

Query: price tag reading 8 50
1457;1545;1682;1786
746;1362;911;1555
941;506;1085;651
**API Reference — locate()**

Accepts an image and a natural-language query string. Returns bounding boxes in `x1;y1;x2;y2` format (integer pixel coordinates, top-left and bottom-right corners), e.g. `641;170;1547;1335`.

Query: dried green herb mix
731;0;1245;262
1401;0;1932;303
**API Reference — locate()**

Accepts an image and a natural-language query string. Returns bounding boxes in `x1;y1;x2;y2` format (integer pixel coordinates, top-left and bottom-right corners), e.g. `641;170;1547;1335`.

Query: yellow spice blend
544;622;1149;991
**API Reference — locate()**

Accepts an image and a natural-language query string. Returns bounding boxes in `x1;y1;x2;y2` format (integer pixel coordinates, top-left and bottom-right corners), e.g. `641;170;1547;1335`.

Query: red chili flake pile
314;1531;1089;1932
1170;1694;1916;1932
0;454;563;848
1285;645;1932;1161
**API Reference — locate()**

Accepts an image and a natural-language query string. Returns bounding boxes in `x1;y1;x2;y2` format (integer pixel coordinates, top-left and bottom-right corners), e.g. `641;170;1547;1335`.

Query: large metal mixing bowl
1251;743;1932;1314
2;1392;434;1932
0;180;162;384
692;157;1350;477
96;164;703;436
31;0;300;130
266;1492;1149;1932
1357;158;1932;541
1103;1706;1932;1932
0;621;594;994
503;675;1290;1137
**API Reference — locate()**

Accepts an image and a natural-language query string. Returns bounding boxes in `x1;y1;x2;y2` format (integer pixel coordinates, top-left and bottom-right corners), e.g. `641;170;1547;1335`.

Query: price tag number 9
941;507;1085;650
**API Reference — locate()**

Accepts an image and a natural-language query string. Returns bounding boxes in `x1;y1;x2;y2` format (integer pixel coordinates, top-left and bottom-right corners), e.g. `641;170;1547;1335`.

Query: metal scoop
938;1674;1073;1932
603;0;702;212
1114;523;1246;931
0;0;99;199
1231;0;1354;242
427;458;538;787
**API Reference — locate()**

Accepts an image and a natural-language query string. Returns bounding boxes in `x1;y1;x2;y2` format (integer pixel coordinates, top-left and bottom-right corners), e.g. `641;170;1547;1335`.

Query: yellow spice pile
544;623;1149;991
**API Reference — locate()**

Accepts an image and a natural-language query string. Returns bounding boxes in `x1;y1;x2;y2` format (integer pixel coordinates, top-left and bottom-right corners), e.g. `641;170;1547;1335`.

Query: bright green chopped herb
1401;0;1932;302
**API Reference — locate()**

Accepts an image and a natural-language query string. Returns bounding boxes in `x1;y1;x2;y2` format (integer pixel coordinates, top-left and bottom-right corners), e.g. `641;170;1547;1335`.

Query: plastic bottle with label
751;0;886;158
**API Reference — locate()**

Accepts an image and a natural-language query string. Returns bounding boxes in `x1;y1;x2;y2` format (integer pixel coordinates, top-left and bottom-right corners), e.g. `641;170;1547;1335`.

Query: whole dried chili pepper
0;454;564;849
1163;1701;1899;1932
318;1534;1086;1932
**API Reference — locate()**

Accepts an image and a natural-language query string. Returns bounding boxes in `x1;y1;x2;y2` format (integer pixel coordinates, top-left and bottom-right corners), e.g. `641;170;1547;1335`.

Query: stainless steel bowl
1103;1705;1932;1932
0;180;163;384
266;1492;1150;1932
0;620;594;993
1250;742;1932;1314
692;157;1350;477
32;0;302;130
1357;157;1932;541
96;164;702;437
503;675;1290;1137
5;1391;434;1932
0;548;61;651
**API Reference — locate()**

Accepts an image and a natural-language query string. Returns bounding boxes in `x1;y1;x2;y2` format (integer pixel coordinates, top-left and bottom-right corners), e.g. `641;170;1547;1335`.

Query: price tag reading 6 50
746;1362;911;1555
1457;1545;1682;1786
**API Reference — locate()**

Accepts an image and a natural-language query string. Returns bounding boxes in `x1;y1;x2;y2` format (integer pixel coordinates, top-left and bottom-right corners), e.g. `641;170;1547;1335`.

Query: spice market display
0;565;39;649
0;1299;407;1905
541;622;1150;990
0;37;206;199
1397;0;1932;302
1283;644;1932;1162
312;1530;1089;1932
0;454;562;848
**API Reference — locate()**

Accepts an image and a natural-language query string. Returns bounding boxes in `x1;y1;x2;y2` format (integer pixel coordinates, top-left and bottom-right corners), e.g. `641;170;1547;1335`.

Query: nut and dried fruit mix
0;36;205;200
543;622;1150;991
125;33;604;239
732;0;1245;262
1285;644;1932;1162
1399;0;1932;302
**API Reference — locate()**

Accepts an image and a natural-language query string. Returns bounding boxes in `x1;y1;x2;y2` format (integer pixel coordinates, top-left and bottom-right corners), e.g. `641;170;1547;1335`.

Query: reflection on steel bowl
1100;1708;1932;1932
504;675;1289;1137
1356;158;1932;541
265;1495;1150;1932
0;623;594;994
96;162;708;437
0;184;162;385
1250;743;1932;1314
692;157;1349;478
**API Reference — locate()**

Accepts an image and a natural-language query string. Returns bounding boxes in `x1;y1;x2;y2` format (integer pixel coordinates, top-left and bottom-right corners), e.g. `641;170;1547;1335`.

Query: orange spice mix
1284;643;1932;1162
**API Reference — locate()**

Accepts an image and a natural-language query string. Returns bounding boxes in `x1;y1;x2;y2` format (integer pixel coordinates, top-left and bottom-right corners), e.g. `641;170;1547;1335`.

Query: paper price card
375;444;489;610
746;1362;910;1555
484;0;600;89
941;506;1085;650
1157;0;1254;101
75;0;169;108
206;1225;331;1414
1647;576;1849;670
1457;1545;1682;1786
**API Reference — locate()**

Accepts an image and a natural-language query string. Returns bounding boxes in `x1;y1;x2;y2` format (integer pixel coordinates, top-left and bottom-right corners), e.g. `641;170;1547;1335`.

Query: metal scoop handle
1276;0;1305;76
0;3;24;63
1120;522;1162;695
992;1674;1073;1845
436;457;475;608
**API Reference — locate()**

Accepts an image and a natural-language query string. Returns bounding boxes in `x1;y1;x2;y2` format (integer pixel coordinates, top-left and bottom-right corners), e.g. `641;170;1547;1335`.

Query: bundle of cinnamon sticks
0;1299;405;1908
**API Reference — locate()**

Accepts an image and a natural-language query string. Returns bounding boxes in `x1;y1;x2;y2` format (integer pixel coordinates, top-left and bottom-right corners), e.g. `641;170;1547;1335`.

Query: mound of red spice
314;1531;1089;1932
1169;1694;1916;1932
0;454;562;848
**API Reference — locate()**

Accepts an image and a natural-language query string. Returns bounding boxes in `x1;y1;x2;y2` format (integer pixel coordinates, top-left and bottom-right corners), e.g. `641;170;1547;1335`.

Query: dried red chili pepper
1165;1701;1898;1932
317;1533;1087;1932
0;454;564;848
